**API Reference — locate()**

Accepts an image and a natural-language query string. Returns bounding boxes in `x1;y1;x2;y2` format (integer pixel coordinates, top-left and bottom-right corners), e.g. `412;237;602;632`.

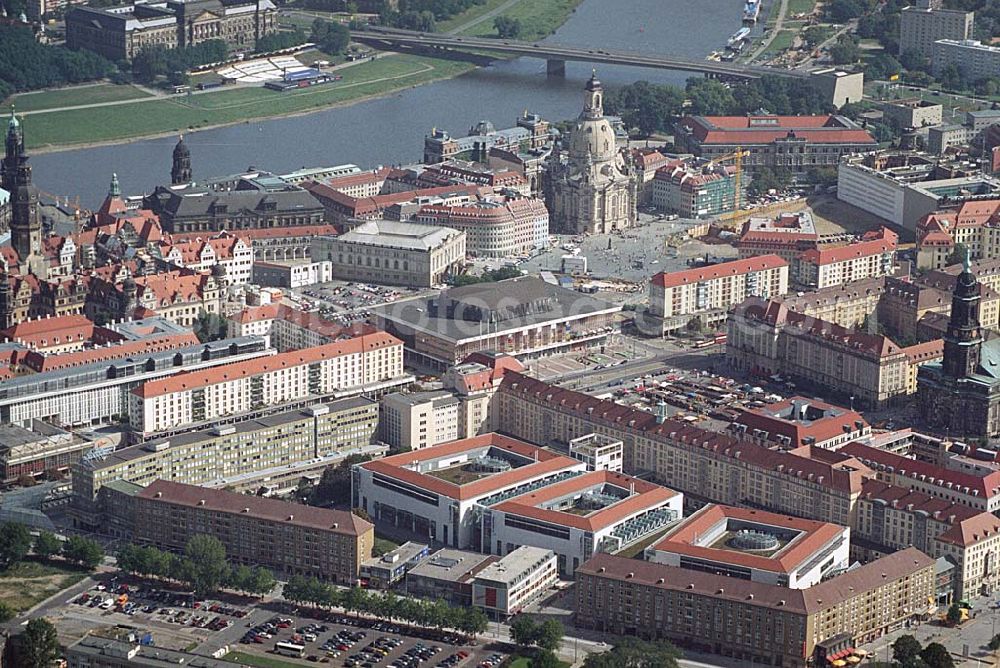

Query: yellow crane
702;147;759;229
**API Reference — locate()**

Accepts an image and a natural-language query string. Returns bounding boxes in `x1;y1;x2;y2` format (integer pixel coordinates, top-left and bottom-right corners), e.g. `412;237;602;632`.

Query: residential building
414;196;547;258
127;332;405;437
546;73;639;235
482;469;683;576
353;433;588;549
631;149;672;205
0;335;269;428
71;397;380;530
85;269;225;328
646;505;850;589
575;548;935;668
382;390;461;451
727;298;924;408
651;163;736;218
915;201;1000;270
854;478;1000;600
311;220;466;288
360;542;430;588
132;479;373;584
644;255;789;334
376;276;621;368
225;303;380;352
441;351;526;438
840;440;1000;512
66;0;278;61
674;115;875;174
497;372;872;528
472;546;558;619
729;397;870;451
252;260;332;288
305;180;484;225
405;548;498;606
158;232;253;286
568;433;624;472
737;212;820;264
933;39;1000;81
795;228;898;289
899;0;975;59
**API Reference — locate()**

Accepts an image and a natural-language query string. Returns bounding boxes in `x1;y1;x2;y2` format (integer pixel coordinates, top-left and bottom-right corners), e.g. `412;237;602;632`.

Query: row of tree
310;19;352;55
0;522;104;571
582;637;683;668
282;575;490;637
0;25;115;100
130;39;228;84
602;75;832;138
891;633;954;668
117;535;276;597
378;0;488;32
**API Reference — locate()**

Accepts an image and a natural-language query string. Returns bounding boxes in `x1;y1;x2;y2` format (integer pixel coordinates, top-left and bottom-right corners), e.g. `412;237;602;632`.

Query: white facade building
382;390;461;451
353;434;587;549
649;255;789;320
471;546;558;618
129;331;406;436
795;228;898;289
484;470;683;576
568;433;623;472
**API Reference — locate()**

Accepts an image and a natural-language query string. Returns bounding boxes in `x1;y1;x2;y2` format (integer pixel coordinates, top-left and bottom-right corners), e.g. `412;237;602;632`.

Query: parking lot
239;609;504;667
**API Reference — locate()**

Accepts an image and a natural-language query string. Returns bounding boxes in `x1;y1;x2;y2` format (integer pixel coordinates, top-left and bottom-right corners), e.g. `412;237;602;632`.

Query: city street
863;606;1000;667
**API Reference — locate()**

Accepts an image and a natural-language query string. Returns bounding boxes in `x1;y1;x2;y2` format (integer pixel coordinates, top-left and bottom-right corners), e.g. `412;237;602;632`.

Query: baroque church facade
546;72;638;235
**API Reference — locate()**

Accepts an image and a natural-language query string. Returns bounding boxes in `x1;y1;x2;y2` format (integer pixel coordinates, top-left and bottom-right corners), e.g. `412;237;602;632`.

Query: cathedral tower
2;109;41;263
171;135;192;186
942;249;983;378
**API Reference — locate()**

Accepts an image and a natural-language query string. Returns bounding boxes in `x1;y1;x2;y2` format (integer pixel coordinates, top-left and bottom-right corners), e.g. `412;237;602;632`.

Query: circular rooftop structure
728;529;780;552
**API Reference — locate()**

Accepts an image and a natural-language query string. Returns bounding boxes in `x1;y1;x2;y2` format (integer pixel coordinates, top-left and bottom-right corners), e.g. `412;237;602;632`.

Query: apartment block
899;0;974;59
932;39;1000;81
128;332;404;436
382;390;460;451
576;549;935;668
645;255;789;334
71;397;379;530
132;480;373;584
795;228;898;290
651;163;736;218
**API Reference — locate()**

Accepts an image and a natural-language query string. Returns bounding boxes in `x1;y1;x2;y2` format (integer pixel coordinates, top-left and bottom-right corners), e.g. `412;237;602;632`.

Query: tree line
0;25;114;101
602;76;832;138
0;522;104;572
117;535;276;597
378;0;488;32
283;575;490;637
130;39;228;84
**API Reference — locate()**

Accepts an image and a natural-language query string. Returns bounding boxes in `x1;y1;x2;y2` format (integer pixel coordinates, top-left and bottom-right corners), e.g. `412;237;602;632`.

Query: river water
32;0;762;207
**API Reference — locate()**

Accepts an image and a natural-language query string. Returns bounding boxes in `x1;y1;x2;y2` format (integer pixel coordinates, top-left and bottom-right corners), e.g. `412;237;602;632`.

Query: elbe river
32;0;762;207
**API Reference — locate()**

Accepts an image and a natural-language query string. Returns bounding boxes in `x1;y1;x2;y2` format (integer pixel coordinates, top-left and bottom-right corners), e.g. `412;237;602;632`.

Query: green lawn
24;54;473;150
224;651;310;668
462;0;585;41
760;29;797;57
6;83;152;112
437;0;519;33
787;0;817;15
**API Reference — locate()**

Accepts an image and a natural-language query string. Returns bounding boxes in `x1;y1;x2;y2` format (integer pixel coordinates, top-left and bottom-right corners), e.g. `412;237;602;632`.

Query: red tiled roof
799;228;897;265
501;372;873;495
733;397;868;448
139;479;372;536
901;339;944;363
841;441;1000;501
2;314;96;348
361;433;581;501
492;470;680;532
132;331;401;398
23;332;200;372
650;504;846;574
651;254;787;289
682;115;876;146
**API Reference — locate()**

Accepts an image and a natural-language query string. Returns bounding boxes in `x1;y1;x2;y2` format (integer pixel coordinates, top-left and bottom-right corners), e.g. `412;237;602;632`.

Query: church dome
568;116;617;163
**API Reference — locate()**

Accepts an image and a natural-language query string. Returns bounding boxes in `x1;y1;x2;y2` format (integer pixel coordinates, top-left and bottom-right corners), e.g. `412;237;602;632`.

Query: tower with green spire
1;108;41;264
109;172;121;198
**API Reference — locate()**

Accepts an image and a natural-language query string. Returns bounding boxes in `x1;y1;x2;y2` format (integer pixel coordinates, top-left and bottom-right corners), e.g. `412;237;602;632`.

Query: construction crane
702;147;756;229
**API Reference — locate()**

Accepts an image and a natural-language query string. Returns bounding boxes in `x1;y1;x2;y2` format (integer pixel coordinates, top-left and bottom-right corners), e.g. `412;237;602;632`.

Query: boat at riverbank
743;0;761;22
727;26;751;46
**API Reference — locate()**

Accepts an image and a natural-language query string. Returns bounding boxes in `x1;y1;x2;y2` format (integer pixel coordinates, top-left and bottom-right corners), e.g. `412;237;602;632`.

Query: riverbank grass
462;0;584;41
24;53;473;150
7;83;153;112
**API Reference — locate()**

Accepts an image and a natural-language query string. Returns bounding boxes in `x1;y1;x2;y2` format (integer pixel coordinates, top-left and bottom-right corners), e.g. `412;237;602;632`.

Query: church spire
943;251;984;378
109;172;121;198
171;134;192;186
